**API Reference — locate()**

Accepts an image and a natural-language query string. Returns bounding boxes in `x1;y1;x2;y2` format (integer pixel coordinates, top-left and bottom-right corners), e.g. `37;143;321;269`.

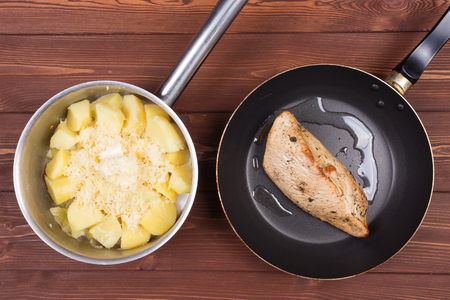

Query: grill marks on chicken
262;111;369;237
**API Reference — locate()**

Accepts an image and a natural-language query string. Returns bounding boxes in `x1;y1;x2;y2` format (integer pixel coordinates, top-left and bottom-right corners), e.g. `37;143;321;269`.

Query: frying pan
14;0;247;264
217;7;450;279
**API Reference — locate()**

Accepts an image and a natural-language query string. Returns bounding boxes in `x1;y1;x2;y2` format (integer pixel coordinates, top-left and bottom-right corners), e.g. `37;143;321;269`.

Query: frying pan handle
155;0;248;107
387;6;450;95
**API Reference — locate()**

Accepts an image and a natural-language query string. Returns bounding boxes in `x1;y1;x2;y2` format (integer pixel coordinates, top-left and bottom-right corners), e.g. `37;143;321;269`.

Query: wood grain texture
1;271;450;299
2;0;450;298
2;33;450;114
0;0;449;34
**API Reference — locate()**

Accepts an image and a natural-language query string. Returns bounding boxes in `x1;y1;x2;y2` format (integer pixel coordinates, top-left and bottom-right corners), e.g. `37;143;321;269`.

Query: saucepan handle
156;0;248;107
387;6;450;95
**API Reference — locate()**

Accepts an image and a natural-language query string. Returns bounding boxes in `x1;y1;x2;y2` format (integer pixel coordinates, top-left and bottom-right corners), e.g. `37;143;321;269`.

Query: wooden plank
1;33;450;114
423;112;450;194
1;190;450;274
0;0;448;34
0;270;449;299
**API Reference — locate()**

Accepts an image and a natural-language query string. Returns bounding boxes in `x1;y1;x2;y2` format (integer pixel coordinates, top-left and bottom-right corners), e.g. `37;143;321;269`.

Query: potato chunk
92;93;123;110
121;223;151;249
140;201;177;235
94;103;125;133
46;148;58;159
66;100;91;132
89;216;122;249
144;104;170;120
122;95;146;133
50;122;78;149
50;206;85;238
140;187;161;201
67;200;104;232
154;181;178;203
169;163;192;194
45;175;73;205
45;149;69;179
164;148;190;166
146;115;185;153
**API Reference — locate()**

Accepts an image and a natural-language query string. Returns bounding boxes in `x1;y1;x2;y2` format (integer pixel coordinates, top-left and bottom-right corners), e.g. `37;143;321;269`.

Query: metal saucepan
217;7;450;279
13;0;248;264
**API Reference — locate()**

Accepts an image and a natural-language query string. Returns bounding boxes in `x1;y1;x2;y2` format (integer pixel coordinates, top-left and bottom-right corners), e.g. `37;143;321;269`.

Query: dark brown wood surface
1;0;450;298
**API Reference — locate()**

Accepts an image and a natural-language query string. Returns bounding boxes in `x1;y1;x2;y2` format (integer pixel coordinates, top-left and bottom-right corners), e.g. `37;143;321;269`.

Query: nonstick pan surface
217;64;434;279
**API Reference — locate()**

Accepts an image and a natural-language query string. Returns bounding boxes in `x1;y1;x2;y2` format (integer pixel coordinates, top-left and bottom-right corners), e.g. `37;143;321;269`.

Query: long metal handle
155;0;248;107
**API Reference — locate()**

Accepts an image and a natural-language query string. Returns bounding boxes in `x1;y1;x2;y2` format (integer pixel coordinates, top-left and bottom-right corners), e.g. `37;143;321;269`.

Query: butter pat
99;144;123;160
96;144;139;189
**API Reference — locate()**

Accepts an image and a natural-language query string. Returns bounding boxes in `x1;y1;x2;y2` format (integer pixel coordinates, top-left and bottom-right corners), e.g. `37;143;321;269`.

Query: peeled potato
140;187;161;201
169;163;192;194
46;93;190;249
154;180;178;203
50;206;85;238
50;122;78;149
140;201;177;235
89;216;122;249
146;115;185;153
46;148;58;159
144;104;171;121
67;200;104;232
92;93;123;110
120;223;151;249
45;149;69;179
94;103;125;133
164;148;190;166
122;95;146;133
66;100;91;132
45;175;73;205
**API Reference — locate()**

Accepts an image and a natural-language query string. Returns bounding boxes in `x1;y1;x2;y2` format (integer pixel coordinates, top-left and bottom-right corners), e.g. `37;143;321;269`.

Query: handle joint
386;71;413;95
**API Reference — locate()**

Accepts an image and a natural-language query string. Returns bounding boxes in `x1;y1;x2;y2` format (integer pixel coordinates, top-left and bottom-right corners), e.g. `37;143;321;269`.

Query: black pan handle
387;6;450;94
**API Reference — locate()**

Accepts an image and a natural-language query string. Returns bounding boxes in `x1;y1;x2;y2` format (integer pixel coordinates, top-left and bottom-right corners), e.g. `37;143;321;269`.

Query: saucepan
217;7;450;278
13;0;248;264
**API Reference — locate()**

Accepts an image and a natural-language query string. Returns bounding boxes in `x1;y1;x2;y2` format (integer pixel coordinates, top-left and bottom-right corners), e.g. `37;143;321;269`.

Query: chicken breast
263;111;369;237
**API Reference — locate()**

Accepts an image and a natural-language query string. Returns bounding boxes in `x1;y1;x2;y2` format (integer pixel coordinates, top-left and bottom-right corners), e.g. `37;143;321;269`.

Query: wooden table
1;0;450;298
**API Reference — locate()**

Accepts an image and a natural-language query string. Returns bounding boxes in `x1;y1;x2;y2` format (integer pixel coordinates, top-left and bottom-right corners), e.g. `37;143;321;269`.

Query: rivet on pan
396;103;405;111
370;84;379;91
376;100;385;108
252;155;260;171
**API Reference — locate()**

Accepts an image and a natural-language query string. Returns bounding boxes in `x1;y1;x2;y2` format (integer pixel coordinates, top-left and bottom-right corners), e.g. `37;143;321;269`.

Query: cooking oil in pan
251;96;378;216
252;185;292;217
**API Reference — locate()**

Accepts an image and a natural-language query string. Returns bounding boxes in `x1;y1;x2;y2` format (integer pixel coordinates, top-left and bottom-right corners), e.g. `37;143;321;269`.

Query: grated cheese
63;123;174;232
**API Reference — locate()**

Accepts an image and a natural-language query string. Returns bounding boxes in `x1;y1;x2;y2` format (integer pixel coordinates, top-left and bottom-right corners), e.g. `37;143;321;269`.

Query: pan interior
247;96;392;244
217;65;433;279
15;82;198;264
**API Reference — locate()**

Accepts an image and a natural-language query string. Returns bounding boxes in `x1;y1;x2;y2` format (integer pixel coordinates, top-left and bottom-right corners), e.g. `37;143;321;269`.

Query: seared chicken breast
263;111;369;237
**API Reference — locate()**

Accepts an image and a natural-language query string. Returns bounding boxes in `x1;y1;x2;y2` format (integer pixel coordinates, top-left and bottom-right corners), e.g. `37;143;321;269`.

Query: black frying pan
217;7;450;279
